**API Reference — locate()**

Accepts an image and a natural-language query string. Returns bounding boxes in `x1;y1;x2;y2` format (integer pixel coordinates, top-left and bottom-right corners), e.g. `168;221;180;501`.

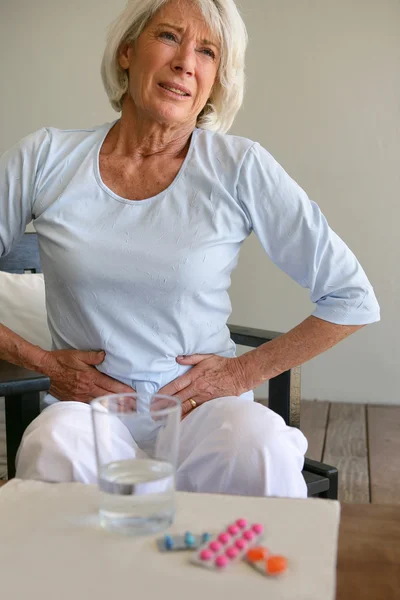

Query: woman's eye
160;31;178;42
201;48;216;59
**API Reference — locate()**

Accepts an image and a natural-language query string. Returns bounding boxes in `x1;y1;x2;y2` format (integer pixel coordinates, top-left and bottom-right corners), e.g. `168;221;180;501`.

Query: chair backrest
0;233;42;273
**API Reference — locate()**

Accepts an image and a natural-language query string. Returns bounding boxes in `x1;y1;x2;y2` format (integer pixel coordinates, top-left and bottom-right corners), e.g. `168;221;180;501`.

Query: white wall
1;0;398;404
229;0;399;404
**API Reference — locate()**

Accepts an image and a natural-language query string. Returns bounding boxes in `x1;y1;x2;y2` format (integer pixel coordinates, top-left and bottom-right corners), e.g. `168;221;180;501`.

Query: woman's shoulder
7;122;113;160
194;128;277;176
196;127;256;157
40;121;113;153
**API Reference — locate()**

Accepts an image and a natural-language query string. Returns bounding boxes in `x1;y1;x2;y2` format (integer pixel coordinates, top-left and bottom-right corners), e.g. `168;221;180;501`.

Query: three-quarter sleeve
0;128;49;257
237;142;380;325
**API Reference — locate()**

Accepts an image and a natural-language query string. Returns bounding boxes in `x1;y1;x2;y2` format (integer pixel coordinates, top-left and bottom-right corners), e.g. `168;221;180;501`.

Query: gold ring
188;398;197;409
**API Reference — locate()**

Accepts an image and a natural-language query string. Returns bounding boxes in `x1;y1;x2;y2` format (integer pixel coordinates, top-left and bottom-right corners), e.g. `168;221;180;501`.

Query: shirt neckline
93;120;198;205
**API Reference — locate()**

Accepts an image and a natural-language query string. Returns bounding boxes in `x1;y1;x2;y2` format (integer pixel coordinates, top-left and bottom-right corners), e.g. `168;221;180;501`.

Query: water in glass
99;458;175;535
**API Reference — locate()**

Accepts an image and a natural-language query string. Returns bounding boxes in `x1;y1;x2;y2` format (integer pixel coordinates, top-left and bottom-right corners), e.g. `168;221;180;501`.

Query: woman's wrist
29;346;52;374
15;341;50;374
0;323;50;373
237;346;275;391
8;333;51;374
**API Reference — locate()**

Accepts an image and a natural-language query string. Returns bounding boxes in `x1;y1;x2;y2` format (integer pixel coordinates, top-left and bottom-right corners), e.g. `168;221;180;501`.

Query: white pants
15;395;308;498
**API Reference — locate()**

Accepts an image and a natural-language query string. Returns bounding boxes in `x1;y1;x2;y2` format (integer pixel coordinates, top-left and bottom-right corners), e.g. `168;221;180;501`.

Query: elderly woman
0;0;379;497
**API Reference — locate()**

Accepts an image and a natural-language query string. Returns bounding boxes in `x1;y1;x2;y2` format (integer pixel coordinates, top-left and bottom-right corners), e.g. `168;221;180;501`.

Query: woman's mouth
158;83;191;97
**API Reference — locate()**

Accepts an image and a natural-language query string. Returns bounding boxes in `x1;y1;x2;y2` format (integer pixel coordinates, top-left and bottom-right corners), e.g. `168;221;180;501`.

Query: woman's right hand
38;349;135;403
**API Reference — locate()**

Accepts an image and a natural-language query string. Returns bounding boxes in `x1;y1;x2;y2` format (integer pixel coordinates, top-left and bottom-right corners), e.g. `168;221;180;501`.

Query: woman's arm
160;316;364;417
0;322;134;402
238;315;363;390
237;143;380;327
0;322;48;372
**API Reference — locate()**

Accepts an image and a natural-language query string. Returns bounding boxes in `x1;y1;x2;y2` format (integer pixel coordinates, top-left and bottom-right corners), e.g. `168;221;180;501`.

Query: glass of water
91;393;181;536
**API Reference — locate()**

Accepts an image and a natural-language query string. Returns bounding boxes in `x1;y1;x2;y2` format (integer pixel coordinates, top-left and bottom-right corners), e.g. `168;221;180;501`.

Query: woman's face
119;0;220;129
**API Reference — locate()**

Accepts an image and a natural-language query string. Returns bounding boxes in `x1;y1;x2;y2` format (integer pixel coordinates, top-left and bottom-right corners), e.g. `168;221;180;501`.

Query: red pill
199;549;213;561
218;533;231;545
236;518;248;529
215;555;229;568
209;541;221;552
235;539;246;550
226;546;239;559
252;523;264;534
243;530;255;541
227;524;239;535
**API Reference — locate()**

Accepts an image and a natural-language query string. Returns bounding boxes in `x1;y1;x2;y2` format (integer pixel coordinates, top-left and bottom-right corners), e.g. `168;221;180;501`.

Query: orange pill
266;555;287;575
246;547;269;562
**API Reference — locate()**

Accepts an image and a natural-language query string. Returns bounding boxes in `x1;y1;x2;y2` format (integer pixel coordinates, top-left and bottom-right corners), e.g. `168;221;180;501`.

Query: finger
181;399;198;417
80;385;119;402
78;350;106;365
90;387;138;408
158;374;193;396
94;372;136;394
150;396;181;412
173;388;203;405
176;354;212;365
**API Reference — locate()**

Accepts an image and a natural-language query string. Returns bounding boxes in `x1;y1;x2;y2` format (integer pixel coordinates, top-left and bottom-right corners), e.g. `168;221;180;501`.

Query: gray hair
101;0;248;133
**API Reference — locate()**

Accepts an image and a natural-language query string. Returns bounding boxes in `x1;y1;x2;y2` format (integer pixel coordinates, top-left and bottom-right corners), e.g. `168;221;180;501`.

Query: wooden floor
301;401;400;504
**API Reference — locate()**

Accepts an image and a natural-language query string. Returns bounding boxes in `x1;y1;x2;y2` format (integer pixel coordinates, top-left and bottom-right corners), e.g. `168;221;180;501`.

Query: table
0;480;398;599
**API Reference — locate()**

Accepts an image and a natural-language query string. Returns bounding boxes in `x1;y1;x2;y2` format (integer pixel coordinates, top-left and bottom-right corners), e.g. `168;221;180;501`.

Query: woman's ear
118;43;132;69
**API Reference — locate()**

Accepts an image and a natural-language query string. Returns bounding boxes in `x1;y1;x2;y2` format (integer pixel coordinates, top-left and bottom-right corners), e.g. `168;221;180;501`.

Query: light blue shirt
0;122;380;396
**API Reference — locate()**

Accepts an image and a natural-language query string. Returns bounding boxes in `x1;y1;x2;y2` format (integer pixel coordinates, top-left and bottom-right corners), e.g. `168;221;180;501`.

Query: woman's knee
16;402;96;483
203;396;305;448
224;400;308;497
179;397;308;497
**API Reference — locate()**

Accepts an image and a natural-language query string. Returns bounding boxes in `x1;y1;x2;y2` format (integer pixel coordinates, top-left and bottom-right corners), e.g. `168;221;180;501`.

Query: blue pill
201;532;211;543
164;535;174;550
184;531;196;547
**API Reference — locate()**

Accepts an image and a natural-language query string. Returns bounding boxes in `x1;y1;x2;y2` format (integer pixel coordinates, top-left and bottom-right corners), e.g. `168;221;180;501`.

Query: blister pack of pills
245;546;288;577
157;531;211;552
190;518;264;570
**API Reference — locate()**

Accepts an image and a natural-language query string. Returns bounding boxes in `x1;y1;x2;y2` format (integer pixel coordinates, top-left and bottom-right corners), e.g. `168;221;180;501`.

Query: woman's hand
158;354;249;418
39;349;135;403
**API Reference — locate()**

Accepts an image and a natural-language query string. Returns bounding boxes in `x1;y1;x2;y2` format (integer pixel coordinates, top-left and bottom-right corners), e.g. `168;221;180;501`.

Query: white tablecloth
0;480;340;600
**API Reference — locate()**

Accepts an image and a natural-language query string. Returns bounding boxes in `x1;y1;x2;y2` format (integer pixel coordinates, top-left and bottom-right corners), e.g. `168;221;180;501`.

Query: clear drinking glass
91;393;181;536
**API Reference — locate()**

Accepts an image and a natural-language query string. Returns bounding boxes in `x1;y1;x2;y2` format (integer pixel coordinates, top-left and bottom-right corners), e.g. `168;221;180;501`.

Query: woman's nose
171;44;195;76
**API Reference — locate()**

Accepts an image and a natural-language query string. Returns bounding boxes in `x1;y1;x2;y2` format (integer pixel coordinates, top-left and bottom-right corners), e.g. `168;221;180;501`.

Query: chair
0;233;338;498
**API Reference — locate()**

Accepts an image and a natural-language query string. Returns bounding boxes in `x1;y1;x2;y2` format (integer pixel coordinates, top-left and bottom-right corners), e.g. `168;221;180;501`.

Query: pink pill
199;549;213;561
226;546;239;559
215;555;229;569
218;533;231;544
243;530;255;541
252;523;264;534
227;524;239;535
236;518;248;529
235;539;246;550
209;541;221;552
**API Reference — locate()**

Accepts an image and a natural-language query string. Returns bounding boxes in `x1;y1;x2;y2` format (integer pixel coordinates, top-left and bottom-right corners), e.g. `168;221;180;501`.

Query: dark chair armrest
0;360;50;396
303;457;339;500
228;324;283;347
228;324;301;429
0;360;50;479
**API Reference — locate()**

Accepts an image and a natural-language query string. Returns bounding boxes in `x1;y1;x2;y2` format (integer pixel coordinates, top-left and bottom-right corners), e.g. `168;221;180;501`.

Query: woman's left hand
158;354;249;419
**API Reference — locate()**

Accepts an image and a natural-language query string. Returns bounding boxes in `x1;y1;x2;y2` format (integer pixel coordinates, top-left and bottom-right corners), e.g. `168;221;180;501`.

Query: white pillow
0;272;52;478
0;272;52;350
